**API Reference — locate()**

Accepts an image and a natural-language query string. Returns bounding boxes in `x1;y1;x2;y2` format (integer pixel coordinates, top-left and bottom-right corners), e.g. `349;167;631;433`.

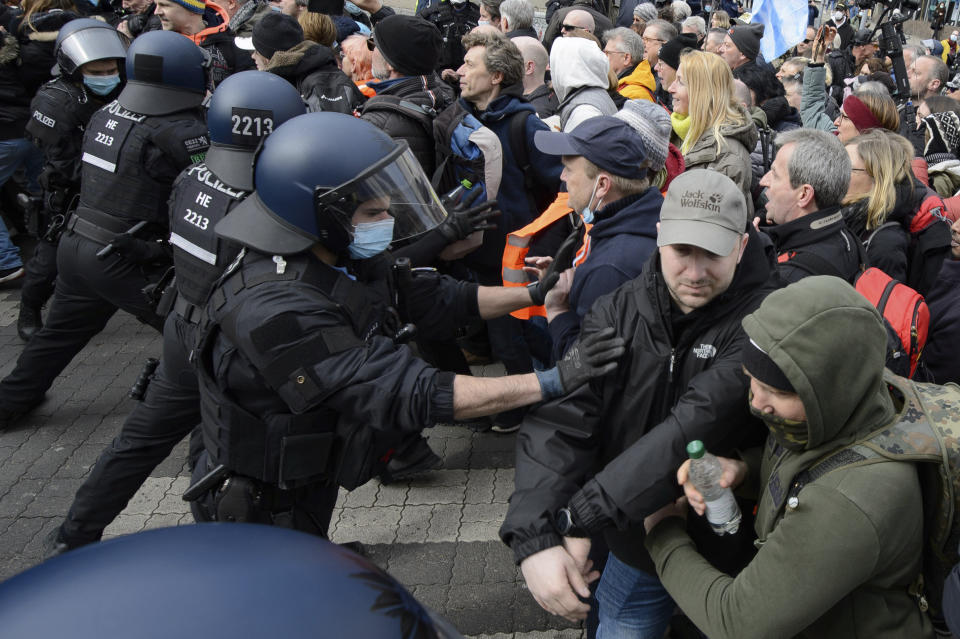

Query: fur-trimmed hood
0;31;18;65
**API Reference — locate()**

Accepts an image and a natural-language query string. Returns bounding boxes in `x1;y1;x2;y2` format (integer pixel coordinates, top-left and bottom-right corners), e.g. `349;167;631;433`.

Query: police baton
96;220;149;260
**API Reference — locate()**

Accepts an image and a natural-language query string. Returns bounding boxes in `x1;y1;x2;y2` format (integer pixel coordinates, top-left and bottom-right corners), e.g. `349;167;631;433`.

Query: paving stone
2;516;48;554
406;483;466;505
387;542;454;586
493;468;515;503
472;435;516;469
396;504;432;543
333;506;401;545
428;503;462;542
482;543;517;584
444;582;517;635
103;512;149;537
142;512;186;531
155;477;191;514
0;478;43;518
58;444;106;478
342;479;379;508
459;519;501;543
121;477;173;515
462;503;508;523
23;443;74;479
411;584;449;613
451;541;488;585
21;479;80;517
376;482;408;507
464;468;496;504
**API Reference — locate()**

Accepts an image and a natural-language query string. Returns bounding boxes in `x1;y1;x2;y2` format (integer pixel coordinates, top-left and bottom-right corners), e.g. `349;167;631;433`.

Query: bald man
513;35;557;117
562;8;595;35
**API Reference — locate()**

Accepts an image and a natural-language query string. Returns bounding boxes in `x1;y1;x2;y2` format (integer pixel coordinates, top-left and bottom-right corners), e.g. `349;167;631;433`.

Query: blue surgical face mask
580;176;602;225
348;217;395;259
83;73;121;96
477;19;490;26
344;0;362;13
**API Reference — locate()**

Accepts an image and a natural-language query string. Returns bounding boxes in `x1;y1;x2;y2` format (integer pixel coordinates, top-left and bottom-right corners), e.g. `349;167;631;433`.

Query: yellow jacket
941;38;959;62
617;60;656;102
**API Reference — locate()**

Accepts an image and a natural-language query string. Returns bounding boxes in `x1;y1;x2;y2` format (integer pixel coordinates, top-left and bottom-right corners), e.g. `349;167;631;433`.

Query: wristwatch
555;506;588;538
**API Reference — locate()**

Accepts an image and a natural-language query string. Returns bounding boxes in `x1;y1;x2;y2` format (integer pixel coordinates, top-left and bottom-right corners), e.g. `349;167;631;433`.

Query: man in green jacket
644;276;934;639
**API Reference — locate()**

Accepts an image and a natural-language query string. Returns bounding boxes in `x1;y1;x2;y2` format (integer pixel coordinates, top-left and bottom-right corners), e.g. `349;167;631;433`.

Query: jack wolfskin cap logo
679;189;723;214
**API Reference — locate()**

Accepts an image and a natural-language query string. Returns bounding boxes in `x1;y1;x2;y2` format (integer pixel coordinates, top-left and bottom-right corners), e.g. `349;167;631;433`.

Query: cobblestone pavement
0;270;584;638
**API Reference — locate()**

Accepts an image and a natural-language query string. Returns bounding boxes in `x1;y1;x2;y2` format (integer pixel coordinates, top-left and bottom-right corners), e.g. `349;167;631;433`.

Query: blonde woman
842;130;921;288
668;49;757;212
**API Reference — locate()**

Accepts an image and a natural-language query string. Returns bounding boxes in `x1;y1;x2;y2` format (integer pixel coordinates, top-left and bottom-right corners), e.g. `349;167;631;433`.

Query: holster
214;475;272;524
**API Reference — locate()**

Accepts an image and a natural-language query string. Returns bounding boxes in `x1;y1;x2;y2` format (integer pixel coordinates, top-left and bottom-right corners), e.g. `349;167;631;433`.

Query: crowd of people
0;0;959;636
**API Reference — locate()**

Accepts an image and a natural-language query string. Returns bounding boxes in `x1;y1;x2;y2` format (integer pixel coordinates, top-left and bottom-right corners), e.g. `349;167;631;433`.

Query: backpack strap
864;220;901;252
509;110;542;214
360;95;436;140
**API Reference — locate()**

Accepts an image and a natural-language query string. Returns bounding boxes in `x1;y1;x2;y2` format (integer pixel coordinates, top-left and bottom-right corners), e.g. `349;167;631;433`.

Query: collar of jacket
766;205;846;252
184;1;229;45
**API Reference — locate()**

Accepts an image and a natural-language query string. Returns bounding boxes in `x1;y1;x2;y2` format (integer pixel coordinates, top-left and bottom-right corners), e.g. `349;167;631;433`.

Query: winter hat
633;1;658;22
373;15;442;76
921;111;960;157
236;12;304;59
742;337;795;392
657;32;699;71
727;23;764;61
614;99;670;171
168;0;205;14
841;95;881;133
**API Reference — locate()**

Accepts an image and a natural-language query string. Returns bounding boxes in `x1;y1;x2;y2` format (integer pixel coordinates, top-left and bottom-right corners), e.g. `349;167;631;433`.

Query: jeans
595;552;675;639
0;138;43;269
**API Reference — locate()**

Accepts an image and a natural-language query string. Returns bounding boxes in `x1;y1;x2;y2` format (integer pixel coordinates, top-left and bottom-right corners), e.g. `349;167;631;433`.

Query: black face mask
749;392;809;451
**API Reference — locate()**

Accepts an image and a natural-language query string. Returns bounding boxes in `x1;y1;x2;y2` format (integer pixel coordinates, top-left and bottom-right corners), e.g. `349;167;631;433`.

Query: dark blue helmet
118;30;209;116
217;112;447;256
205;71;307;191
0;524;463;639
54;18;127;79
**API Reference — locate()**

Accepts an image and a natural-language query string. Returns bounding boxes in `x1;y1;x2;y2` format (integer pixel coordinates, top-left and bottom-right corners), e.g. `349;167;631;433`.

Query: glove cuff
534;367;563;400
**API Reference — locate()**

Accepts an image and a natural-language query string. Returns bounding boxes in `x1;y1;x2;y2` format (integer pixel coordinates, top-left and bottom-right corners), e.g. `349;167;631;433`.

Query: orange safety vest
501;192;592;320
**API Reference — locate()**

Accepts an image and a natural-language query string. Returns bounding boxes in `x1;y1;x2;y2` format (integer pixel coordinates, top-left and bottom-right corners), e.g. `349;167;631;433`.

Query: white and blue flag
750;0;809;62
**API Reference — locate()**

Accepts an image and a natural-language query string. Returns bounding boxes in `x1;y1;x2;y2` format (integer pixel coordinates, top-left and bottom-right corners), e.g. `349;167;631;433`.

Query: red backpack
855;267;930;379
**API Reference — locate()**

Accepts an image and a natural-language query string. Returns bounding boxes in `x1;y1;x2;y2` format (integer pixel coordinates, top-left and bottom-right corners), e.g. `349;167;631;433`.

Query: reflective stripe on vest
502;192;581;320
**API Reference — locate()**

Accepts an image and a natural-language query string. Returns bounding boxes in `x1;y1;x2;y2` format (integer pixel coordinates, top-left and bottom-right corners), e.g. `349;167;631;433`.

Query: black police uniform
418;0;479;73
190;249;479;534
0;98;208;419
58;163;246;546
21;77;111;320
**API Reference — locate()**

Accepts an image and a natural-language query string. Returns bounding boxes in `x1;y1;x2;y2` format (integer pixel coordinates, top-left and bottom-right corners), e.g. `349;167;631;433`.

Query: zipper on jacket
668;348;676;383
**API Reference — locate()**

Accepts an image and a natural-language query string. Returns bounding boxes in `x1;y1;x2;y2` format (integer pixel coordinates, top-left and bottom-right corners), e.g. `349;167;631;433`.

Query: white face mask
477;18;489;26
832;11;844;23
951;34;958;42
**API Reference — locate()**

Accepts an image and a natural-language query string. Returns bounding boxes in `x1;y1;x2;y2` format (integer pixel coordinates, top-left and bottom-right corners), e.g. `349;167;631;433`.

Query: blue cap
534;117;649;180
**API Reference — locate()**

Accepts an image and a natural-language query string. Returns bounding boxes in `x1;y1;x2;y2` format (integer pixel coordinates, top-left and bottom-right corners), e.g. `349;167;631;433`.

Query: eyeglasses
561;23;578;31
851;167;868;172
603;48;627;56
838;111;850;123
642;36;666;44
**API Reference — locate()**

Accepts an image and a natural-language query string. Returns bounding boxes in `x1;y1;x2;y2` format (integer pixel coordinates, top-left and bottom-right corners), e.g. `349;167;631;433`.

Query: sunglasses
802;38;812;44
561;23;578;31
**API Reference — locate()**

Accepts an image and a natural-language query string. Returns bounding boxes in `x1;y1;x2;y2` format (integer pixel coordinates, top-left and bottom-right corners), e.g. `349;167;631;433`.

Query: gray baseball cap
658;169;748;255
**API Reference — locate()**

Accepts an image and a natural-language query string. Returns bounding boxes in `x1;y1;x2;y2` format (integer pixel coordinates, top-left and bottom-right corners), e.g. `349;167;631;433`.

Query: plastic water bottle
686;440;741;536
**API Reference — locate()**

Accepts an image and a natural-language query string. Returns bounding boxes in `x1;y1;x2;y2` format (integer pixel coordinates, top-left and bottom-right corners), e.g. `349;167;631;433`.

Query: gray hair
645;18;677;42
775;128;851;209
856;80;890;96
634;2;658;21
682;15;705;37
903;44;926;61
921;54;950;88
603;27;644;63
499;0;533;30
671;0;691;21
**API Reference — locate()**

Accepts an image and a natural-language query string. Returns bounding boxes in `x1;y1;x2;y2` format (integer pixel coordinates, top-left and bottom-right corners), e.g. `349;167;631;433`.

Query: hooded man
644;276;933;639
550;37;617;132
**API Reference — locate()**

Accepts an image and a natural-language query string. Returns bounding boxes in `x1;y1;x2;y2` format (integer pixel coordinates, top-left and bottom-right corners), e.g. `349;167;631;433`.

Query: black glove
527;225;583;306
535;327;625;398
110;234;169;265
437;194;500;243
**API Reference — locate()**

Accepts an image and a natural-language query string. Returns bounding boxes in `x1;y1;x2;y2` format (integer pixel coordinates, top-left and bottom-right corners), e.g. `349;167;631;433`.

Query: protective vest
78;100;209;228
196;251;405;491
501;192;591;320
168;163;247;308
25;78;102;189
420;1;479;70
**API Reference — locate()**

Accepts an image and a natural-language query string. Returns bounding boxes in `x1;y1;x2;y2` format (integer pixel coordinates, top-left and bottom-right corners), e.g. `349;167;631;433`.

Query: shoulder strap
361;95;436;139
509;110;541;212
864;220;900;251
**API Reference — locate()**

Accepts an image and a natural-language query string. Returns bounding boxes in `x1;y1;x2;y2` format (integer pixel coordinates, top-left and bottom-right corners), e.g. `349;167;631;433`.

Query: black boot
380;437;441;484
17;304;42;341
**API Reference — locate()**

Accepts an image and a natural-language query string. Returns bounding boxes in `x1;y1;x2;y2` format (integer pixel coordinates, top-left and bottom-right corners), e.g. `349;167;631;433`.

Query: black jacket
0;9;77;139
841;180;917;287
267;41;365;114
523;83;559;118
766;206;862;285
922;257;960;384
501;225;775;570
360;74;456;176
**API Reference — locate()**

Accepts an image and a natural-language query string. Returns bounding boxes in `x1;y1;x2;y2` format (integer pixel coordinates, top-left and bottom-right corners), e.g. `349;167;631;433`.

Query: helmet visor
315;143;447;246
59;27;127;72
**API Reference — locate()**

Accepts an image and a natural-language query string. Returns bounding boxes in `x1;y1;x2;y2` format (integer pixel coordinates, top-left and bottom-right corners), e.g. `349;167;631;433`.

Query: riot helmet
54;18;127;79
0;524;464;639
218;112;448;257
117;30;209;116
205;71;307;191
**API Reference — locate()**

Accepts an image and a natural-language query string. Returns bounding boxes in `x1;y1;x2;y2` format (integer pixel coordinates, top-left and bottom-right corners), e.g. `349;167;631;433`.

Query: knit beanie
633;1;657;22
742;337;795;392
921;111;960;157
373;15;442;77
657;32;699;71
614;99;670;171
250;12;304;59
169;0;205;13
727;23;764;61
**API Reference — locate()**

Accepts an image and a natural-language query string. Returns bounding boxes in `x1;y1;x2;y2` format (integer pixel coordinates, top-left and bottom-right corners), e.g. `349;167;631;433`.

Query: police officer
18;18;128;342
417;0;479;78
48;71;307;553
0;31;210;429
188;112;624;534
